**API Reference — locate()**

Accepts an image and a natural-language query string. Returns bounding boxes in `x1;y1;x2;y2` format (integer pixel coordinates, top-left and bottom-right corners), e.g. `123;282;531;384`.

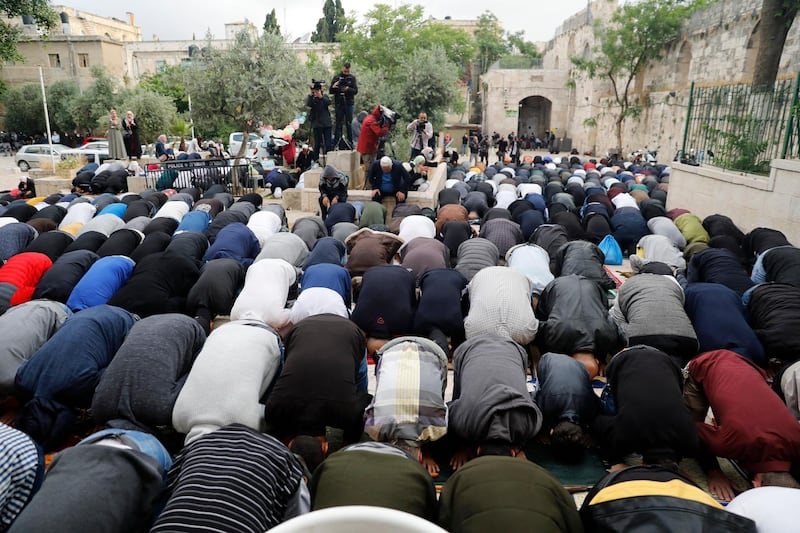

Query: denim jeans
79;428;173;473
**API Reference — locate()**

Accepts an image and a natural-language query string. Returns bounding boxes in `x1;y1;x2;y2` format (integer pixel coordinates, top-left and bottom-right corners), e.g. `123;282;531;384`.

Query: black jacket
306;93;332;128
536;275;624;358
329;72;358;105
367;160;410;196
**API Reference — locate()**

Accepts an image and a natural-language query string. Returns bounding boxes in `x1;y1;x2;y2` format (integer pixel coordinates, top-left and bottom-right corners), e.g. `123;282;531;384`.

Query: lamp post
38;65;55;170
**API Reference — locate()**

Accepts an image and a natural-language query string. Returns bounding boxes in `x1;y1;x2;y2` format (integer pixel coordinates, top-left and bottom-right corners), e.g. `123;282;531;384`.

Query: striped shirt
151;424;308;532
0;423;42;530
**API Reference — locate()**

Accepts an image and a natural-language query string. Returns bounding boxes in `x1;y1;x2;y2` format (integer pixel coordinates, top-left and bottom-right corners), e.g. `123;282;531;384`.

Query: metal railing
681;73;800;174
144;158;259;195
496;56;543;70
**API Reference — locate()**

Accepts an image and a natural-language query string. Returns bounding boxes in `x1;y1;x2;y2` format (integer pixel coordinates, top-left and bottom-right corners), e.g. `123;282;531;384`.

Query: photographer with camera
407;112;433;160
330;62;358;150
357;105;392;173
307;79;332;162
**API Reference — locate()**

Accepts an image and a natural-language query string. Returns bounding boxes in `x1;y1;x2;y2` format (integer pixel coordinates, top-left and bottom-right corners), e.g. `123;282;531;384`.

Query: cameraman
306;80;332;161
356;106;391;172
330;62;358;150
406;112;433;160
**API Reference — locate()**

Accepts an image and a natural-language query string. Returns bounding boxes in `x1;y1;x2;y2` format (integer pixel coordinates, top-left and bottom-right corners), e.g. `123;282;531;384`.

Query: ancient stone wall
484;0;800;157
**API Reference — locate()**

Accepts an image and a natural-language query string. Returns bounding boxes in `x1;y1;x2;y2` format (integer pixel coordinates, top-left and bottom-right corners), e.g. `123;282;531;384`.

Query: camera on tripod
416;120;427;133
378;105;400;128
310;79;325;91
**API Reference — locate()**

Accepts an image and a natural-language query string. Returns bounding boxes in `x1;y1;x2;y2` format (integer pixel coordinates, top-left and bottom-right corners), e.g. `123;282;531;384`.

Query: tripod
377;134;397;160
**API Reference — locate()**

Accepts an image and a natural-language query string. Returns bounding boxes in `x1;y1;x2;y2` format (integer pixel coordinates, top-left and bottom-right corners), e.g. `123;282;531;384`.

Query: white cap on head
302;144;309;150
380;156;392;167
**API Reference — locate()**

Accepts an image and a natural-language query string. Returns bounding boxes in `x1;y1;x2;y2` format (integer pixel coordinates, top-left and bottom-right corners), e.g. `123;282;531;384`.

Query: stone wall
483;0;800;156
667;159;800;244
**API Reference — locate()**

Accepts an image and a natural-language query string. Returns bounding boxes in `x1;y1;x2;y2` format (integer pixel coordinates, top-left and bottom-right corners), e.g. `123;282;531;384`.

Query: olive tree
183;31;307;159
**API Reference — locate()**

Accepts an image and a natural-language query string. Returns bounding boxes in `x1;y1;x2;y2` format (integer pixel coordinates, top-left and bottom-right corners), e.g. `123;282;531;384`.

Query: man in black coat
329;62;358;149
368;156;410;204
593;345;699;470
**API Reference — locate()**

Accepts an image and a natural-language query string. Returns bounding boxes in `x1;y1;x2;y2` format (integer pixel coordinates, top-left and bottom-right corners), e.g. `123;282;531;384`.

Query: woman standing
107;109;126;160
122;110;141;159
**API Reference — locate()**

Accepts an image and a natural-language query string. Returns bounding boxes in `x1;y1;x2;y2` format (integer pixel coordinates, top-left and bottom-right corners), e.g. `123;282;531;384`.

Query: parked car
14;144;70;171
228;132;262;157
60;141;111;165
81;136;106;145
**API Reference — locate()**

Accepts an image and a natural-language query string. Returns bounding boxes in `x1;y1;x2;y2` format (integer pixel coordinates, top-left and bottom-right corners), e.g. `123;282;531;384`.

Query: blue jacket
66;255;135;311
684;282;765;364
201;223;260;267
301;263;352;307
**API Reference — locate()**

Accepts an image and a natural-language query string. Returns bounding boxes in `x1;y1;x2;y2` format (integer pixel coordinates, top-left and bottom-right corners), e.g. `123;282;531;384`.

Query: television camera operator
330;62;359;150
306;79;332;161
406;112;433;160
356;105;398;173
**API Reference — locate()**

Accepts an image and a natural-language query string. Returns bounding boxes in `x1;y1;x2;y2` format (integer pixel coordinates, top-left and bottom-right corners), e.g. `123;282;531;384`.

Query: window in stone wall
48;53;61;68
78;53;89;68
156;60;167;72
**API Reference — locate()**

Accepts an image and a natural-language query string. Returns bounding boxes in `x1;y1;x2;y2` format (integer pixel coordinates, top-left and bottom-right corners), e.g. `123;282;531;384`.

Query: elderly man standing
407;112;433;160
368;156;410;204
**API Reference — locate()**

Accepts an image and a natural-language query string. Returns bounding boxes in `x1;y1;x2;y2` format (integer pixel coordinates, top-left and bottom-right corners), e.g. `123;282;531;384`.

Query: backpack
598;234;623;265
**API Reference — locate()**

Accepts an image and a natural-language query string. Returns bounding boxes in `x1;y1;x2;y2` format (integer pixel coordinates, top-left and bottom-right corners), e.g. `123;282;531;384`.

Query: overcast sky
59;0;592;44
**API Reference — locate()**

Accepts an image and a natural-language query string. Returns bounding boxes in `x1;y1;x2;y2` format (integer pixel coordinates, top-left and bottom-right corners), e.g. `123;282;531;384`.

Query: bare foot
449;447;474;470
608;462;626;473
707;469;736;502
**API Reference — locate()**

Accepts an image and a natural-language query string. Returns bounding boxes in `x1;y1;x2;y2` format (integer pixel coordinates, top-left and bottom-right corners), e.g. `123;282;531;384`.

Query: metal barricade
143;158;259;195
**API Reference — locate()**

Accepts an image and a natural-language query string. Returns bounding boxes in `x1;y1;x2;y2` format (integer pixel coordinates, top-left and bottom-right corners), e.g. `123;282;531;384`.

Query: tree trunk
752;0;798;89
615;113;624;157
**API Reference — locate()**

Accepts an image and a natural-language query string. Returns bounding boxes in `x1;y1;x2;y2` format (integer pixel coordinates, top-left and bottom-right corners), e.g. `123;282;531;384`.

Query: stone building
481;0;800;156
3;5;140;89
1;7;337;91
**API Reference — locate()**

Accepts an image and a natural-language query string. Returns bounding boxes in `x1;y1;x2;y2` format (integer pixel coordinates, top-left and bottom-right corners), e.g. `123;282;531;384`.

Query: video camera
310;79;325;91
378;105;401;128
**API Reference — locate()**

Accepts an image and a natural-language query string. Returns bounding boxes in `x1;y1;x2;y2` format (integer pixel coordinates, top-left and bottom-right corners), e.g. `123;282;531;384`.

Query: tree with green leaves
570;0;705;153
474;11;508;75
139;64;189;113
507;31;540;61
752;0;798;89
46;79;78;132
2;83;44;133
69;65;118;132
335;4;468;145
183;31;306;159
338;4;473;72
118;89;177;144
311;0;349;43
263;8;281;36
0;0;57;65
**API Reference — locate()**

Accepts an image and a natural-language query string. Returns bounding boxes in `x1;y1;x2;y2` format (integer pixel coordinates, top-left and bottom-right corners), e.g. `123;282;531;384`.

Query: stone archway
743;20;761;81
518;96;553;140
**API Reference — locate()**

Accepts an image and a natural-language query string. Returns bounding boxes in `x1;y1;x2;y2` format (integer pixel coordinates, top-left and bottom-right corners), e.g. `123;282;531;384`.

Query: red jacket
689;349;800;472
0;252;53;306
356;106;390;155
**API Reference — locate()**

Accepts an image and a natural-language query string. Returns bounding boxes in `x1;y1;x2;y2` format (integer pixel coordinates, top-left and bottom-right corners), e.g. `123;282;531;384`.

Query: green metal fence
681;73;800;175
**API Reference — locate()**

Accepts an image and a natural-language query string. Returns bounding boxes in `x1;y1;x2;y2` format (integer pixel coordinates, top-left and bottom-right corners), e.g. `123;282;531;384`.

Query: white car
60;141;111;165
229;132;262;157
14;144;70;171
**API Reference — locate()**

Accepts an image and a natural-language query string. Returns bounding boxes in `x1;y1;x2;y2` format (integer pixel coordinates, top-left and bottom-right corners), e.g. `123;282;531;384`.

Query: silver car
14;144;70;171
60;141;111;165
